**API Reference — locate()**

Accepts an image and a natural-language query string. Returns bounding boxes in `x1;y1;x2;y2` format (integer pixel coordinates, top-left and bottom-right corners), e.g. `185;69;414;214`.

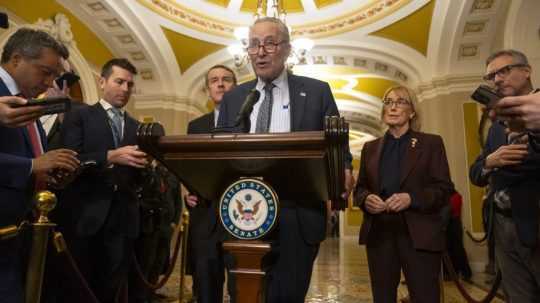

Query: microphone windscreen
0;13;8;29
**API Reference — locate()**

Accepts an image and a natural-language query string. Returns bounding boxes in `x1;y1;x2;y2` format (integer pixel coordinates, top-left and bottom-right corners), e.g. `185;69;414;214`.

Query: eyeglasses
483;63;528;82
246;40;288;55
382;98;410;107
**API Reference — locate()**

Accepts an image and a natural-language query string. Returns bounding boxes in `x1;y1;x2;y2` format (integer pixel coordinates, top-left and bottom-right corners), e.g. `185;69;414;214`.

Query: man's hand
365;194;386;214
491;92;540;131
341;168;355;200
185;194;199;207
107;145;148;168
386;193;411;212
0;96;43;128
32;149;79;175
485;144;528;169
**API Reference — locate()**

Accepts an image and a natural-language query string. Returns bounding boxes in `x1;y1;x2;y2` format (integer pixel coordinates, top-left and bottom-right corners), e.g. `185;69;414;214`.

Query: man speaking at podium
217;17;353;302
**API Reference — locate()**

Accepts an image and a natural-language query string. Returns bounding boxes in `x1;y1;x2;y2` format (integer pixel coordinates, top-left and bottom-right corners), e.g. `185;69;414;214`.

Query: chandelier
227;0;314;68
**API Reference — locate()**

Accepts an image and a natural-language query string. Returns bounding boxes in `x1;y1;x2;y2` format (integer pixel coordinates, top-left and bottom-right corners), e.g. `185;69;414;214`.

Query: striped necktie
109;107;123;147
255;83;275;133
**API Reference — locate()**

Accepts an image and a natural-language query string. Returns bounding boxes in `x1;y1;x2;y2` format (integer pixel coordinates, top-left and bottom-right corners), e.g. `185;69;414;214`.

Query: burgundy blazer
354;131;453;252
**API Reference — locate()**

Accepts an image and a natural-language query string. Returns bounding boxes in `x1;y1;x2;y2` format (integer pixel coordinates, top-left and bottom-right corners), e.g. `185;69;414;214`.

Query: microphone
210;89;260;133
234;89;261;131
0;13;8;29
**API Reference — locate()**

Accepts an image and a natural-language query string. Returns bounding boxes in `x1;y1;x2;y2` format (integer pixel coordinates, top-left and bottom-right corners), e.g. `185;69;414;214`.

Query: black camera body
471;85;503;108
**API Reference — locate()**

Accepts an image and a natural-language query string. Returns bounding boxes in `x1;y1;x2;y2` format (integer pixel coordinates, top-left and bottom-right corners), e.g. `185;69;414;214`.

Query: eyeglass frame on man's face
246;40;289;55
483;63;529;82
382;98;411;108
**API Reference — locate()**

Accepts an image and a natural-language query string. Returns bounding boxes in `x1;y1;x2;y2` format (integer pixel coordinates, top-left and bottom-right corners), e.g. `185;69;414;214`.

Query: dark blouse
378;130;411;200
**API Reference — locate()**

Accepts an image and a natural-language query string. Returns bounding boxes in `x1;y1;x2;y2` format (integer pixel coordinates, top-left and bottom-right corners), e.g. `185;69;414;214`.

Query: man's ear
11;52;22;67
99;77;106;90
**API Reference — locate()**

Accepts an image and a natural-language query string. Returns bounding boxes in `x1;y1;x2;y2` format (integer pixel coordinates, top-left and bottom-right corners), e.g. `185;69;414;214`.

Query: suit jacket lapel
400;132;421;186
368;137;385;194
209;112;215;129
122;113;138;145
288;74;306;131
92;103;116;148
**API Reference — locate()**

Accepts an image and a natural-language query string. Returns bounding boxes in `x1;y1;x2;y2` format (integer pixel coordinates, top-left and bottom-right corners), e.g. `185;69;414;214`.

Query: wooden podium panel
139;130;345;204
137;118;348;303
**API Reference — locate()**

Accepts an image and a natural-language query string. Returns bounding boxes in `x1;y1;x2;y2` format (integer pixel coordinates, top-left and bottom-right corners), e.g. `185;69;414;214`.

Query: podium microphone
234;89;261;131
0;13;8;29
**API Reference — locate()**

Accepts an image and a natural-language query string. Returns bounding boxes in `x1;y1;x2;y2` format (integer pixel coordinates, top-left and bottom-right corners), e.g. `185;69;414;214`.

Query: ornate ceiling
1;0;535;156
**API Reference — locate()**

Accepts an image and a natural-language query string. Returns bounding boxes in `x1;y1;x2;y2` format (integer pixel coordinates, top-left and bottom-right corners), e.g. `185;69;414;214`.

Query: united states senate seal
219;178;279;240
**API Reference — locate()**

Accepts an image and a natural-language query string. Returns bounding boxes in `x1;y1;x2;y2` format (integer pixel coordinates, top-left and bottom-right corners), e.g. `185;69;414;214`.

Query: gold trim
137;0;413;38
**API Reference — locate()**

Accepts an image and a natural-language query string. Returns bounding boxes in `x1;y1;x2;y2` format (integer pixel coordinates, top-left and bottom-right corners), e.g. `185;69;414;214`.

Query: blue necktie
109;107;123;147
255;83;275;133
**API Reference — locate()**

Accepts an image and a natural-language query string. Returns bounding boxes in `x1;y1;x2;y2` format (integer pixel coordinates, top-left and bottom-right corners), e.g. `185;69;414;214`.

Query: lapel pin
300;92;306;97
411;138;418;148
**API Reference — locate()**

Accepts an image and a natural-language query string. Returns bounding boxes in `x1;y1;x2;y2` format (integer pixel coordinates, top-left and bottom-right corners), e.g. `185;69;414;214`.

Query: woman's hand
386;193;412;212
365;194;386;214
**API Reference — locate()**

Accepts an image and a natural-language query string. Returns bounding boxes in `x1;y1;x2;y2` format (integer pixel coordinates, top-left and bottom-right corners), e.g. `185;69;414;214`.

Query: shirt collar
256;67;288;91
99;99;125;115
385;128;412;142
0;66;21;96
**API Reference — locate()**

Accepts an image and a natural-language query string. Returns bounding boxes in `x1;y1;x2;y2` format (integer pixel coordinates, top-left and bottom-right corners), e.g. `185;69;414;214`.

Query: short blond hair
381;85;421;131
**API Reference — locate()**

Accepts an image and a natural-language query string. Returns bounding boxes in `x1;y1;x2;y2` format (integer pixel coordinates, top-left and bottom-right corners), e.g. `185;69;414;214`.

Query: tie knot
264;83;275;93
109;107;123;117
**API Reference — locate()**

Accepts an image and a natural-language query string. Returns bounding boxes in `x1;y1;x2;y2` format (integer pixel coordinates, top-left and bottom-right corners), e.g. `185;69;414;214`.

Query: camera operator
470;49;540;302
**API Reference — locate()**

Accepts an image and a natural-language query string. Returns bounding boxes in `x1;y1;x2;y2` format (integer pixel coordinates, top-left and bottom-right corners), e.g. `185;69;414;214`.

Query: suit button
113;185;118;192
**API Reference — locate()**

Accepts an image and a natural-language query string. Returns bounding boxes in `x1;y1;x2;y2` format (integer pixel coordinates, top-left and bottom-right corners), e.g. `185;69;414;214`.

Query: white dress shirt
99;99;125;138
249;68;291;133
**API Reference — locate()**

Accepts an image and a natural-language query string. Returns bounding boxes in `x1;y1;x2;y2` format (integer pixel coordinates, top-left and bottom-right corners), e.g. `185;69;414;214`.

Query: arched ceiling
2;0;529;154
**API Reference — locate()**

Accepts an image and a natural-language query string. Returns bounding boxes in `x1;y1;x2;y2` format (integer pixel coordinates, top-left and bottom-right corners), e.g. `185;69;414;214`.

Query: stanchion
25;191;57;303
178;209;190;303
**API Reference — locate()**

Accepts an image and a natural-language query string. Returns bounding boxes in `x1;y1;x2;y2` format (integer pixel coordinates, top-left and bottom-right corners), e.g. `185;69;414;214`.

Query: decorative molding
136;0;413;39
471;0;495;13
416;74;482;100
458;44;479;59
463;20;488;35
34;13;75;47
134;96;205;115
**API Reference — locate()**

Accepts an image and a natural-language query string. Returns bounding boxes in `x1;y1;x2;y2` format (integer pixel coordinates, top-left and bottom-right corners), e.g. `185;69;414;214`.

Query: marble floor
159;237;505;302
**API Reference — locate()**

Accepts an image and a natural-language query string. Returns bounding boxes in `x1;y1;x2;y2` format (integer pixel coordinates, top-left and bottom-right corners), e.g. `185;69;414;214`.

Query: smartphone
13;96;72;115
471;85;502;108
55;72;80;90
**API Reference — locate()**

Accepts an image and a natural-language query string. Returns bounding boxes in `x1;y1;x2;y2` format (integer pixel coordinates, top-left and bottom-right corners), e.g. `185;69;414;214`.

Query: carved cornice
137;0;412;39
416;74;482;100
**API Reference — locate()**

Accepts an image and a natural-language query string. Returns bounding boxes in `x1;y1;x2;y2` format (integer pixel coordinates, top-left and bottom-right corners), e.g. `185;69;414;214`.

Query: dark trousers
190;227;228;303
265;208;320;303
130;228;172;302
0;231;28;303
445;217;472;279
55;228;133;303
366;214;441;303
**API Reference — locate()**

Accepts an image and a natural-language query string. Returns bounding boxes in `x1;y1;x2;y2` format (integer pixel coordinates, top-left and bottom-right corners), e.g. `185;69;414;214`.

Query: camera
471;85;502;108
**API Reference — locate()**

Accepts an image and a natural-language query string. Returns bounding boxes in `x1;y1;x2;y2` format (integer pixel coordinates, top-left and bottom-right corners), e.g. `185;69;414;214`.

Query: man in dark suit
58;58;147;303
186;64;237;303
0;28;79;303
217;18;353;302
470;49;540;302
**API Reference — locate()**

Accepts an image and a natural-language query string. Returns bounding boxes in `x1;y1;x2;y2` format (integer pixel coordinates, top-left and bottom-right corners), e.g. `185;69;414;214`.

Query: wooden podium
137;117;348;302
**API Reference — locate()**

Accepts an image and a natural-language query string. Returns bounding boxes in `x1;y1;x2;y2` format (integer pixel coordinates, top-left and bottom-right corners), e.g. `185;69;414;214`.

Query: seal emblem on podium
219;178;279;240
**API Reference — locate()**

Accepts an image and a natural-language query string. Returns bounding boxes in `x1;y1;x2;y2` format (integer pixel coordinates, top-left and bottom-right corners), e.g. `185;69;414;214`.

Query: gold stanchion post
25;191;57;303
178;209;190;303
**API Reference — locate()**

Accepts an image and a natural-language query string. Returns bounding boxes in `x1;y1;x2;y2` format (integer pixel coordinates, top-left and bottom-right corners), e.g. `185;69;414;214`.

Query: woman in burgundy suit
354;85;453;303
